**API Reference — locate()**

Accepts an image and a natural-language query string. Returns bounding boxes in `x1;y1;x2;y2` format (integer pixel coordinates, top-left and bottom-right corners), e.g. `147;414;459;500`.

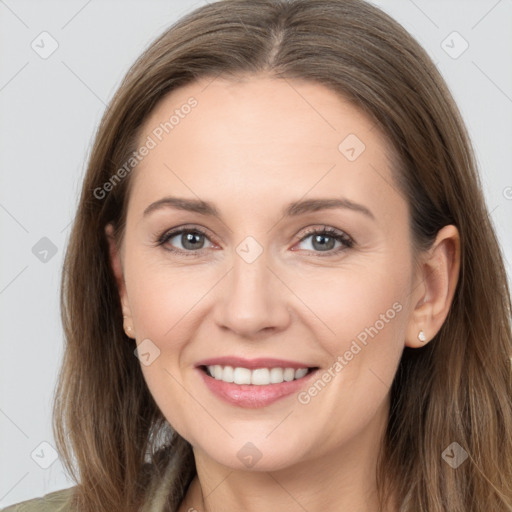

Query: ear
405;224;460;348
105;223;135;339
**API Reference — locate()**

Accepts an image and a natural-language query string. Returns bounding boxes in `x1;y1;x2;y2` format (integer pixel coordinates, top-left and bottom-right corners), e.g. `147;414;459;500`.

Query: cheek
289;257;410;410
289;258;410;351
125;252;212;343
124;257;210;439
288;264;408;446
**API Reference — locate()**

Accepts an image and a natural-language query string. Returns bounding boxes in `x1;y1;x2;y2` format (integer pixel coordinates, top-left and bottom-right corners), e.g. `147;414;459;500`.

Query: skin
107;75;460;512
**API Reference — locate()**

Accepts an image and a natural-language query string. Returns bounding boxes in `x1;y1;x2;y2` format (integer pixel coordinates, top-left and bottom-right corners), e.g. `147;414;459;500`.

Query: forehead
129;75;402;223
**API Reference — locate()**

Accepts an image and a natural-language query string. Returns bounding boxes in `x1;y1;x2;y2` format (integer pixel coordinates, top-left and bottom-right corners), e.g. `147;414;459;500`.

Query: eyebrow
143;196;375;220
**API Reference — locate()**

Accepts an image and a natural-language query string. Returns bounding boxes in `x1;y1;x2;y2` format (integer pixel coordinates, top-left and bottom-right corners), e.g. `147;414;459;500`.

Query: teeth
213;365;223;380
206;365;310;385
294;368;308;379
233;367;251;385
283;368;295;382
222;365;234;383
251;368;269;385
270;367;284;383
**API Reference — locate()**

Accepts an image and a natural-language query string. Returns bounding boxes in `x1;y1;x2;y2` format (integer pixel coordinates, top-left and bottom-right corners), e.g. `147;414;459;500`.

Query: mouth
200;365;317;385
194;357;320;408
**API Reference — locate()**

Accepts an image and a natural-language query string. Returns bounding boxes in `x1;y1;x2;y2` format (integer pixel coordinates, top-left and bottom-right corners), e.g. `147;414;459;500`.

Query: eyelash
155;225;354;258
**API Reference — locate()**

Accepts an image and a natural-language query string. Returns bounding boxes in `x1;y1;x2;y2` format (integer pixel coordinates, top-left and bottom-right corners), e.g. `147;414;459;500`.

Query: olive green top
1;452;184;512
0;487;76;512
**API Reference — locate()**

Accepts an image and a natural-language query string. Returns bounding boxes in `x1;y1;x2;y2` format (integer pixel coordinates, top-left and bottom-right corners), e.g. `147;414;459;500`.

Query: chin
193;435;312;473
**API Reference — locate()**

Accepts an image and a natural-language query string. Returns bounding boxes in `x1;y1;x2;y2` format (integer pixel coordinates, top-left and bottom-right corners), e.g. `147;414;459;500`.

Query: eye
157;226;215;255
294;226;354;255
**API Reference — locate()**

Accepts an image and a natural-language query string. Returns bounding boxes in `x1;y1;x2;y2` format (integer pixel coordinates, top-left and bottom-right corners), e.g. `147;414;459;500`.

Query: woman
3;0;511;510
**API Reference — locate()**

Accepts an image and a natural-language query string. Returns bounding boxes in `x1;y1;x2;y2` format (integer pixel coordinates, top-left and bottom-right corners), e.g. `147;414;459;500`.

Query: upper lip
195;356;316;370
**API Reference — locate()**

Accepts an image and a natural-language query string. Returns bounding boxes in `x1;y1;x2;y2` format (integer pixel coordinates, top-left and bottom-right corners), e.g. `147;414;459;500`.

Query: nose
214;247;292;338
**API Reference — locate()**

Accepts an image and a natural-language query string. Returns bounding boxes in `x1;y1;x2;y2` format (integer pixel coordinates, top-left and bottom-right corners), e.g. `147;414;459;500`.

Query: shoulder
0;487;76;512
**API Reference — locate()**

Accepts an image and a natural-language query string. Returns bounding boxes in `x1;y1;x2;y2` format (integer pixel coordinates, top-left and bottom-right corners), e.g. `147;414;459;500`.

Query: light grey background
1;0;511;507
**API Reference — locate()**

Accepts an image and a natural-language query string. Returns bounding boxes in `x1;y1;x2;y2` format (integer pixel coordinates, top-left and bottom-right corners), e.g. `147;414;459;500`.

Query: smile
204;365;312;385
195;357;319;408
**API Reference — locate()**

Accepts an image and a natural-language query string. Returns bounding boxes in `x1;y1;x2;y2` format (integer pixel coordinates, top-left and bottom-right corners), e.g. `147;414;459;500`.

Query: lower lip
197;367;318;408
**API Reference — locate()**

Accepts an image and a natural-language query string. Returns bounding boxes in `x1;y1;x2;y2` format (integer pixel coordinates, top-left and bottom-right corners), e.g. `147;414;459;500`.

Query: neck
179;398;395;512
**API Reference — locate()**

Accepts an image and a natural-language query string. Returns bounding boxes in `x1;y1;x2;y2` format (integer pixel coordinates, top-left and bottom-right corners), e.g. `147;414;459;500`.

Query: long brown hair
54;0;512;510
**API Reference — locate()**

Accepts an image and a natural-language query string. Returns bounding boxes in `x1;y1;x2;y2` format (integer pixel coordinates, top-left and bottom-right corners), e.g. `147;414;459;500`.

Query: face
112;75;419;472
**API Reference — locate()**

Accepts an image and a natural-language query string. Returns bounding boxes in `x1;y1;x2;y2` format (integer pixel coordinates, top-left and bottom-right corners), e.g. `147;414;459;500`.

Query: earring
123;316;133;337
418;329;427;342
